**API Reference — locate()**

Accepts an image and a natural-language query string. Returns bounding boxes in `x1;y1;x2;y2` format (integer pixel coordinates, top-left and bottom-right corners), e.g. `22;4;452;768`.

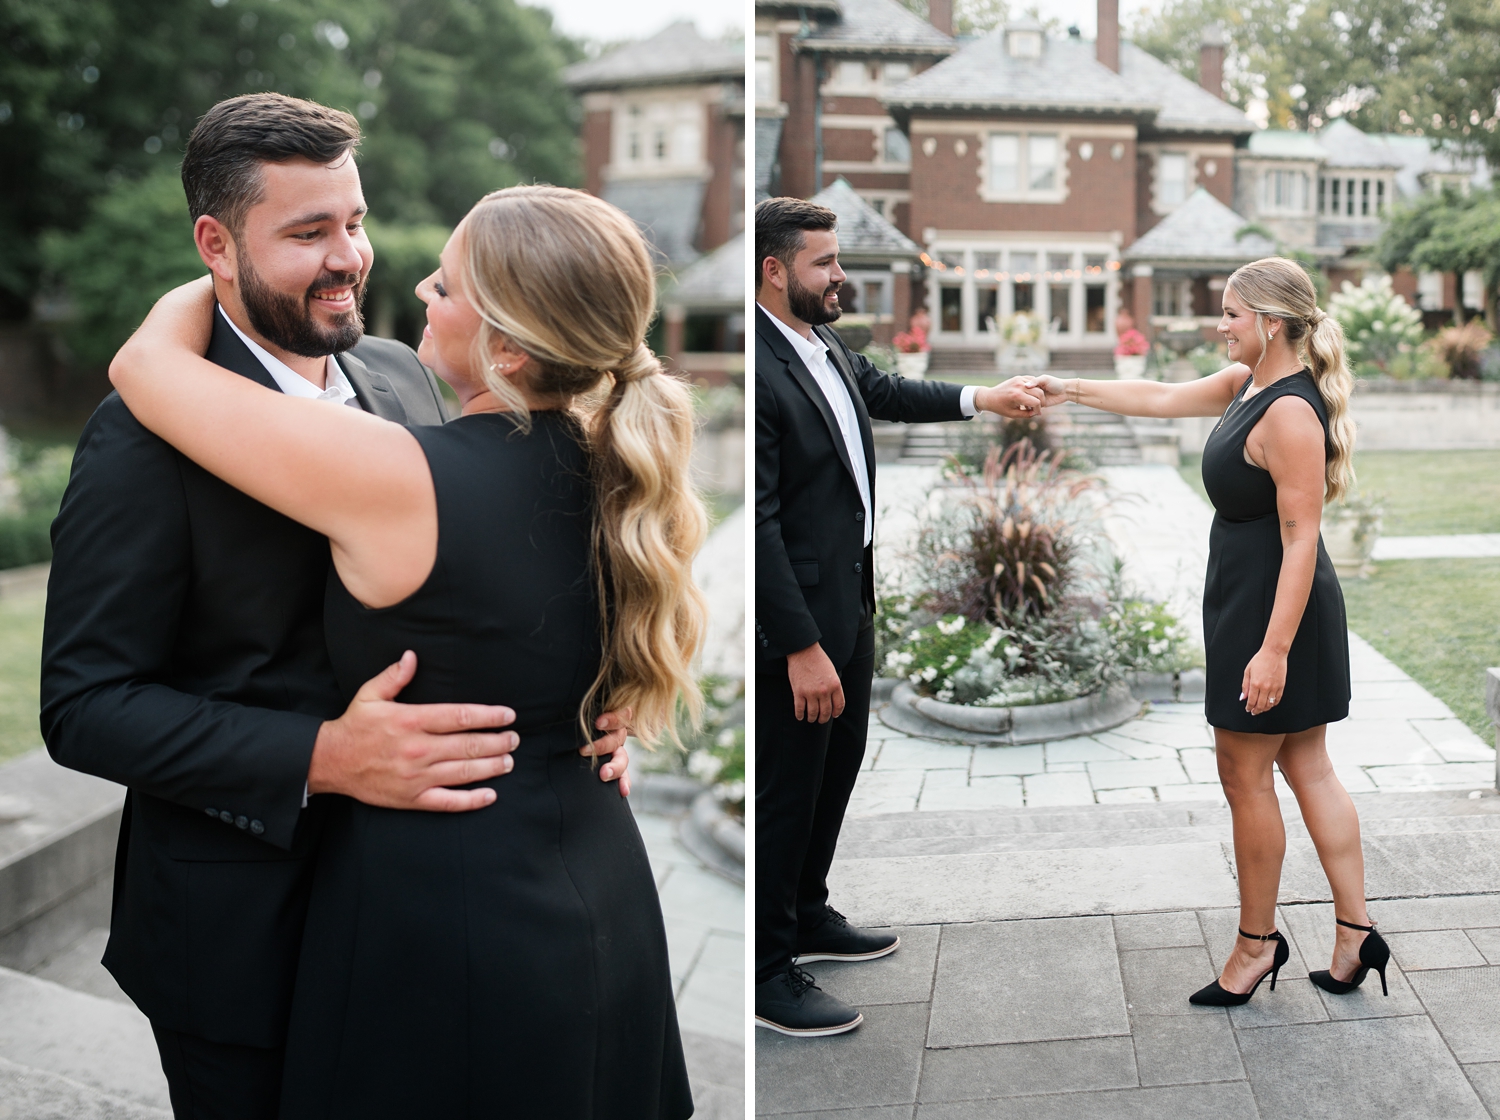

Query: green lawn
1341;558;1500;740
0;590;46;764
1349;450;1500;536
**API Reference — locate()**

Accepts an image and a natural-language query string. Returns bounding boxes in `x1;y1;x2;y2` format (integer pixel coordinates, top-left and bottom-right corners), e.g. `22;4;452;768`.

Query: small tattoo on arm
1285;520;1296;527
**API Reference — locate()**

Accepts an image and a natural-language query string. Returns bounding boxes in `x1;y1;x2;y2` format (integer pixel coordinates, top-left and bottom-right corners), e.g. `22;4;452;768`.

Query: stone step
927;349;995;374
1049;348;1117;371
0;967;169;1114
830;793;1500;926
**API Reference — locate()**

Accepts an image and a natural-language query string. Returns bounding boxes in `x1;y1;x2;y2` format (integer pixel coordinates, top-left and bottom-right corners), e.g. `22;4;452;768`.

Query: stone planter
1114;354;1148;379
895;351;929;379
1323;521;1375;579
880;680;1140;745
679;791;745;884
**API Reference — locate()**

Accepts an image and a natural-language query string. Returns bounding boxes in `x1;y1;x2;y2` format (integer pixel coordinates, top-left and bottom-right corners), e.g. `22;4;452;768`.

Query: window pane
1319;177;1326;214
1084;254;1107;274
755;59;774;102
1361;179;1370;216
1013;281;1035;312
1010;251;1036;276
1028;134;1057;190
1047;252;1072;273
990;134;1019;192
937;251;963;272
1376;180;1385;214
1049;285;1071;332
940;287;962;332
977;287;999;331
1085;285;1106;332
863;281;885;315
837;61;865;88
884;61;911;82
1346;179;1355;216
673;122;700;164
973;251;1000;274
883;127;911;165
1159;153;1187;206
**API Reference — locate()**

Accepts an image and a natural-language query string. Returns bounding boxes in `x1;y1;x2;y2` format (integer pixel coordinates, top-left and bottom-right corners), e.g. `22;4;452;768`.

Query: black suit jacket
39;311;448;1048
755;304;967;669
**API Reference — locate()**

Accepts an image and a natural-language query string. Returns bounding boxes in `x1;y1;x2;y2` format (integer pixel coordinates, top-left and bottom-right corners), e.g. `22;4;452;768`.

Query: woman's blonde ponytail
458;186;708;746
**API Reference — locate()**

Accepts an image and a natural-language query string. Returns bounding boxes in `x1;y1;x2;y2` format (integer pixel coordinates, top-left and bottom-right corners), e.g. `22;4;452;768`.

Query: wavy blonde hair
1225;257;1356;503
459;185;707;746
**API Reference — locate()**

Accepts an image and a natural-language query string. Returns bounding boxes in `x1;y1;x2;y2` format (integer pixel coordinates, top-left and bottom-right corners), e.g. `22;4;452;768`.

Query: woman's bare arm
1029;364;1251;418
1239;394;1328;716
109;277;436;608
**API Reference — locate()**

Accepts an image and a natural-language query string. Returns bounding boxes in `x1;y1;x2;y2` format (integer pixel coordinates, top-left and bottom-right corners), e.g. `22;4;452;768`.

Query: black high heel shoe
1188;929;1289;1006
1309;918;1390;996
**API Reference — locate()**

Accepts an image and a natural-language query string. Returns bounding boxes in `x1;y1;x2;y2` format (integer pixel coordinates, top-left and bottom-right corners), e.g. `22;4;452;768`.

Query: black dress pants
755;616;875;984
151;1024;283;1120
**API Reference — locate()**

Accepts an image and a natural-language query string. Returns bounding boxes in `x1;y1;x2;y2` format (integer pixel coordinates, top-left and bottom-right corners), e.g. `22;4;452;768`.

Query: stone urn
895;351;929;379
1114;354;1148;379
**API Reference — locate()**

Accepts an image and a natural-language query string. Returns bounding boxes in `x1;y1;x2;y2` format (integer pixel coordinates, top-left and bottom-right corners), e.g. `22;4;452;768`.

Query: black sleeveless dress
1200;370;1350;734
278;412;693;1120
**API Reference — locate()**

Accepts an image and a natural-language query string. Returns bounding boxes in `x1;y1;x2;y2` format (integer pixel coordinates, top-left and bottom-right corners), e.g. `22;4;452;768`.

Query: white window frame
1261;168;1310;214
1156;152;1190;211
925;242;1119;344
981;129;1066;203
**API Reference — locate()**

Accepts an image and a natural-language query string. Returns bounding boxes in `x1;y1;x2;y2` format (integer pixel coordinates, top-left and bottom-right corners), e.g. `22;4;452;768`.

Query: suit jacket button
853;562;863;573
250;820;265;835
855;510;865;521
235;816;249;830
219;810;233;824
205;807;218;817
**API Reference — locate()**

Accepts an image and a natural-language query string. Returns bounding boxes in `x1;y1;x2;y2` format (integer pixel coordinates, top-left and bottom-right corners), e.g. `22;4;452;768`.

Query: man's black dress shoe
754;966;863;1037
793;906;900;965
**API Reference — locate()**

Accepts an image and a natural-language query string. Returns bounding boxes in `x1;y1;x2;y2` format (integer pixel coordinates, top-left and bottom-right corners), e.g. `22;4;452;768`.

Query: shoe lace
823;907;850;929
787;965;820;997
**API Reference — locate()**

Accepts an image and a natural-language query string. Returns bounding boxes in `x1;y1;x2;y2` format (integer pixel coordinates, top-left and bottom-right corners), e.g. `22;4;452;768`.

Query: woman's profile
1027;257;1389;1006
110;185;705;1117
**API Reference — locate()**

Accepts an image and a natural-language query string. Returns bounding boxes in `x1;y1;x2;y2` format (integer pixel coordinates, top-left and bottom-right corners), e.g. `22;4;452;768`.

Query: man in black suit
754;197;1043;1035
40;94;629;1118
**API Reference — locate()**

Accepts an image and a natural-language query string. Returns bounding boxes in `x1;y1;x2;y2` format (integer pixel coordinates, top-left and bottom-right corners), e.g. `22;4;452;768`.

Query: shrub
668;676;744;817
1433;321;1493;380
862;343;899;373
1189;342;1229;377
1481;346;1500;382
1328;276;1425;376
1387;341;1449;381
0;445;75;570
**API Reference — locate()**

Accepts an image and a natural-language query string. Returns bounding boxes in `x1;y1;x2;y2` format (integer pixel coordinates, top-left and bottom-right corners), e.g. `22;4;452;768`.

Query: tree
39;167;206;366
1129;0;1431;130
3;0;584;362
1376;189;1500;330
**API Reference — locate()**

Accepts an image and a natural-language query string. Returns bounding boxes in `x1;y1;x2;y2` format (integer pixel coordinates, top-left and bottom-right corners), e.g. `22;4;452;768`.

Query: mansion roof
884;34;1252;135
663;233;744;310
1124;187;1277;267
810;178;920;262
797;0;955;55
562;22;743;91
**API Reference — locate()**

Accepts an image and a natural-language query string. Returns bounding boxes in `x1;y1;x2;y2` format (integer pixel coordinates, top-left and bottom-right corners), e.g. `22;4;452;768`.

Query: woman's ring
1269;696;1277;704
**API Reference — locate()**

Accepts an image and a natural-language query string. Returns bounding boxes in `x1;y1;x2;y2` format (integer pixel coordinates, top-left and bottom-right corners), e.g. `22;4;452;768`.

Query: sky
525;0;743;46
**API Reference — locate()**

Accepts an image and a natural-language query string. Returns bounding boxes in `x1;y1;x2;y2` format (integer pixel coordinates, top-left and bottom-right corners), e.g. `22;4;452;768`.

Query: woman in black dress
110;186;705;1116
1029;258;1389;1006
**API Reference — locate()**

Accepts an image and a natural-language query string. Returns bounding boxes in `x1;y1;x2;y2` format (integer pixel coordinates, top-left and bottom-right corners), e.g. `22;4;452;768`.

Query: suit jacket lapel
814;325;879;494
206;306;281;390
756;306;860;491
337;350;409;424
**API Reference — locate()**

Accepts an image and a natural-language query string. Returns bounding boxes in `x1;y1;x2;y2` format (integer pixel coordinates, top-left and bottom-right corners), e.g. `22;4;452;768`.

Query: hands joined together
975;374;1070;420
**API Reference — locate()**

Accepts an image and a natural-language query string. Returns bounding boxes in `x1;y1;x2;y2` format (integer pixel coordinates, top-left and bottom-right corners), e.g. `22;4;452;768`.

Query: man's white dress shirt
759;306;977;547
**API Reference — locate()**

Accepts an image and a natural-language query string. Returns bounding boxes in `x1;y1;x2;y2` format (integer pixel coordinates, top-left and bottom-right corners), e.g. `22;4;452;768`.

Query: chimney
929;0;952;37
1199;24;1225;99
1096;0;1119;72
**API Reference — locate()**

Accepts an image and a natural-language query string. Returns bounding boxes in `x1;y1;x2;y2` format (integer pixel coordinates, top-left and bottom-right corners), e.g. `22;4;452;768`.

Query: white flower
942;654;958;670
687;750;724;782
920;665;939;681
936;616;966;635
714;780;745;804
716;727;738;748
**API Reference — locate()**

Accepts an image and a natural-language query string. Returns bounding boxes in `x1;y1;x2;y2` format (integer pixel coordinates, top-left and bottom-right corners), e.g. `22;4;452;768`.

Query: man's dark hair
181;93;362;235
754;197;837;292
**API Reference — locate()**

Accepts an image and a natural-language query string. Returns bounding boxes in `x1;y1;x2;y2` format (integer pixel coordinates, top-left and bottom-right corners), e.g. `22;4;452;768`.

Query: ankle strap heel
1311;917;1390;997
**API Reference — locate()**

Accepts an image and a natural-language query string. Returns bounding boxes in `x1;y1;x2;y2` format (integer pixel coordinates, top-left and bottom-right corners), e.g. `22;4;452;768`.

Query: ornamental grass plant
878;441;1196;707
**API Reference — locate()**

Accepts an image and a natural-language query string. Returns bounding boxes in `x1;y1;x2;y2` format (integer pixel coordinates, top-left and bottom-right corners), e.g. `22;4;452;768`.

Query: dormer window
1008;29;1042;57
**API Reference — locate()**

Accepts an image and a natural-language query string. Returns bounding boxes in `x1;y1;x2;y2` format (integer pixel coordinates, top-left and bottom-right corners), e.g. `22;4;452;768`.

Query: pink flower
1114;329;1149;356
893;327;929;353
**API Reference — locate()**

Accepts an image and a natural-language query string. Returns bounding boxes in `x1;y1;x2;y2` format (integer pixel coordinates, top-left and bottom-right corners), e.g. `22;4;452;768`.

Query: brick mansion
754;0;1490;360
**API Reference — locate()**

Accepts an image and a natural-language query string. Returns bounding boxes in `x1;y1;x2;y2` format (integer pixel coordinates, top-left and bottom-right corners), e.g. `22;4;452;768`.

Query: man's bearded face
239;247;367;358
